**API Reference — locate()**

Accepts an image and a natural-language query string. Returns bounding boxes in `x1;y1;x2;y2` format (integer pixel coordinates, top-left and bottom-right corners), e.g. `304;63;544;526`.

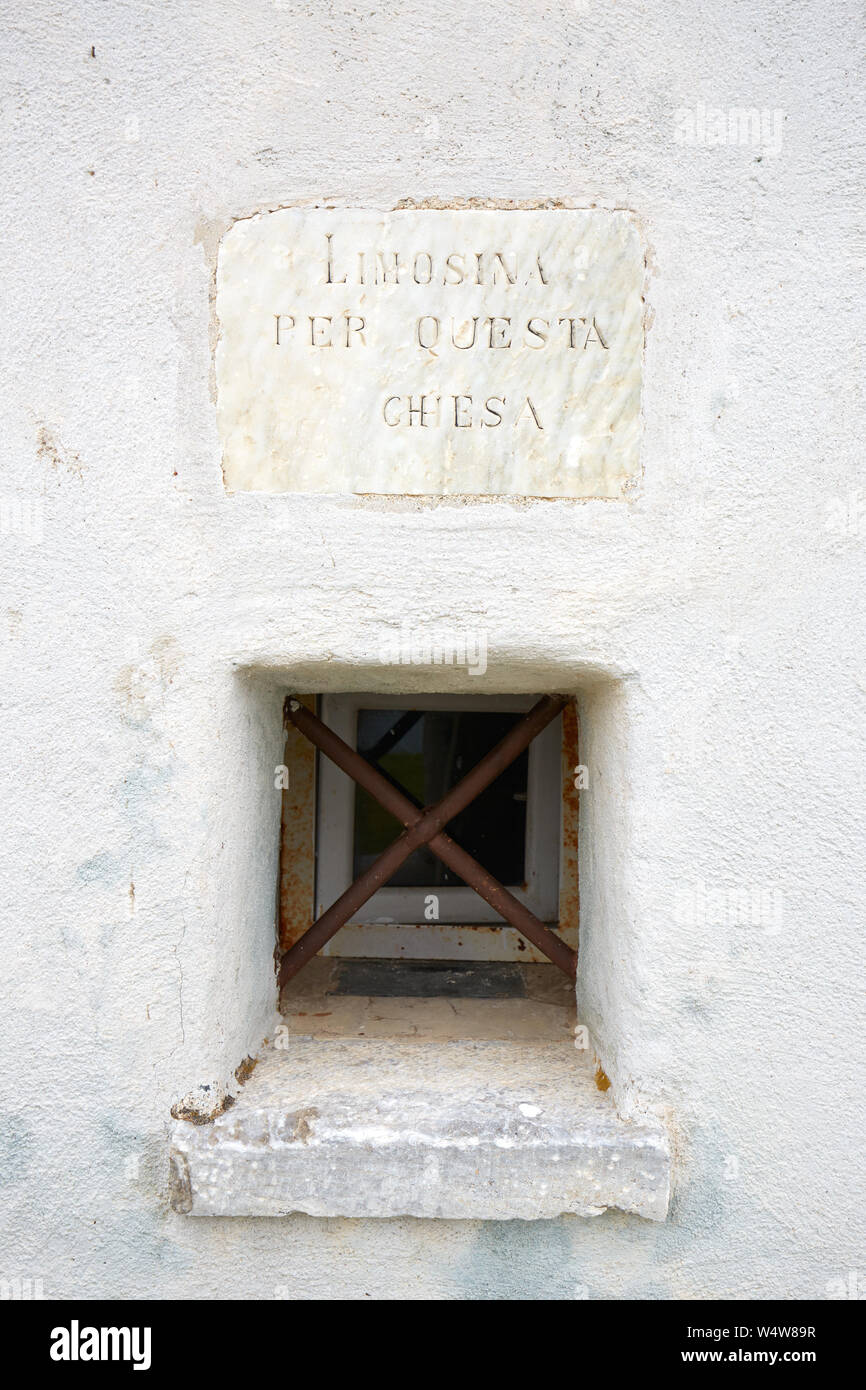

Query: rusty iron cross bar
279;694;577;985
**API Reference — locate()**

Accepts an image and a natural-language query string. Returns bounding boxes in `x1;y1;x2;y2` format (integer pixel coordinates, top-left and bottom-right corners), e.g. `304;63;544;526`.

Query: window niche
168;682;672;1223
275;692;579;1040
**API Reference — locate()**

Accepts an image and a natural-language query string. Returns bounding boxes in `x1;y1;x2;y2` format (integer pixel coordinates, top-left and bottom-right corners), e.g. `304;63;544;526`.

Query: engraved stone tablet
215;208;644;497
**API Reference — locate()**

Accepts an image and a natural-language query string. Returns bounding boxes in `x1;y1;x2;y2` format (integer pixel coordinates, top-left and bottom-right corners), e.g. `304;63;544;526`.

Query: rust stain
234;1055;258;1086
278;693;317;949
559;698;580;957
284;1106;318;1144
37;423;84;480
171;1093;236;1126
173;1043;267;1130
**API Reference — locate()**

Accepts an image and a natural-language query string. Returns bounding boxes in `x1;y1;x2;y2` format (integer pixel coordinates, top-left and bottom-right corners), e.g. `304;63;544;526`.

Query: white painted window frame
316;693;561;935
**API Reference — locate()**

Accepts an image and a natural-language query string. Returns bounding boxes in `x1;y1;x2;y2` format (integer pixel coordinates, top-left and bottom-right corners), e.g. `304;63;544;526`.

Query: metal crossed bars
279;693;577;985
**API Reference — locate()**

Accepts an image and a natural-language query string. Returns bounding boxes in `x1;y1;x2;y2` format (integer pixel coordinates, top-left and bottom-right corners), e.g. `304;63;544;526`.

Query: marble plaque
215;208;644;497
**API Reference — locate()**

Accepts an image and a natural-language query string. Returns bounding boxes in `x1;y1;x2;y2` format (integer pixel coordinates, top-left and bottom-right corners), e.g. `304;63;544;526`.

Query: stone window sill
169;1038;671;1221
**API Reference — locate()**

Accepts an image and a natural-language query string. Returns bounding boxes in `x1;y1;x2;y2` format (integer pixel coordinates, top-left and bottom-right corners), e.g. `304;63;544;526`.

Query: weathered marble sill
169;1039;671;1222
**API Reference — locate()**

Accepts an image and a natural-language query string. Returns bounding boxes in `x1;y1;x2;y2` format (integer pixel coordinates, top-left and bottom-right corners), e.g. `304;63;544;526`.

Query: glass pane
352;708;528;887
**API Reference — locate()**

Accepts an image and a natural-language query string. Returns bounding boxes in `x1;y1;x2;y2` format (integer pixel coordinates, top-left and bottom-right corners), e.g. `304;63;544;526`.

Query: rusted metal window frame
279;694;577;984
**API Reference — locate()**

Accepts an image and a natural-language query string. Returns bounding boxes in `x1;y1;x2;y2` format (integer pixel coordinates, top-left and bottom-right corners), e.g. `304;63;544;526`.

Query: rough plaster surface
170;1040;670;1221
0;1;864;1299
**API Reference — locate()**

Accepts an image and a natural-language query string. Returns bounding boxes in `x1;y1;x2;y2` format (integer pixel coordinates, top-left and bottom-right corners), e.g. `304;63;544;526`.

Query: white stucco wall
1;0;863;1299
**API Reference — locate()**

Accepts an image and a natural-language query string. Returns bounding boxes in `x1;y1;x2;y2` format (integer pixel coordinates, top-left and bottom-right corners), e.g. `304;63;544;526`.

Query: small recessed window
316;694;561;929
